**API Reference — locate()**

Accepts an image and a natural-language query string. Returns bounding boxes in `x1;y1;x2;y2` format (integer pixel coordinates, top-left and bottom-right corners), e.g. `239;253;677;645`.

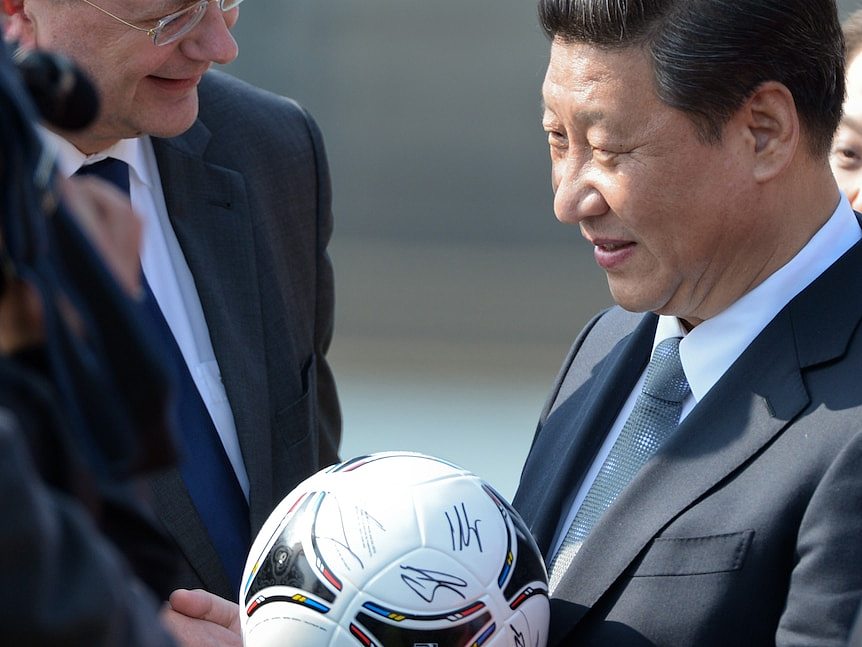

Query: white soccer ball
240;451;549;647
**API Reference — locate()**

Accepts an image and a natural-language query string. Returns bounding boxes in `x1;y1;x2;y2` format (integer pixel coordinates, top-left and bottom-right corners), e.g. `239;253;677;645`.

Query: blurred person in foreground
3;0;341;622
3;36;246;647
832;9;862;210
0;38;197;646
513;0;862;644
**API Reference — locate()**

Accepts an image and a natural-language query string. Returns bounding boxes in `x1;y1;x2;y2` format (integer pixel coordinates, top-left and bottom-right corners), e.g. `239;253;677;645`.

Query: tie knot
642;337;689;403
75;157;130;195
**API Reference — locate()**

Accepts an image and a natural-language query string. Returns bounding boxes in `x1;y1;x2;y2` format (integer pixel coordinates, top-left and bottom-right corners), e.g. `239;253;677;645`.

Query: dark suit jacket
514;224;862;646
146;71;341;600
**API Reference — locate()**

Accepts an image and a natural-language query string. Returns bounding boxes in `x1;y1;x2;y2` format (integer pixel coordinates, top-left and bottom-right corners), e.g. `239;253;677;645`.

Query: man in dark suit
513;0;862;644
5;0;340;641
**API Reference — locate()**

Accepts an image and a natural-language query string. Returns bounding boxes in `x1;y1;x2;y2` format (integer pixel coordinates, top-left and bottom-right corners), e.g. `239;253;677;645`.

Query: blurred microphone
14;49;99;131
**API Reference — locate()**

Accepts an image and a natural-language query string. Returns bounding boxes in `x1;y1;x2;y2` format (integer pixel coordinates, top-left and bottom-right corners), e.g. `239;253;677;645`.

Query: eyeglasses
78;0;244;47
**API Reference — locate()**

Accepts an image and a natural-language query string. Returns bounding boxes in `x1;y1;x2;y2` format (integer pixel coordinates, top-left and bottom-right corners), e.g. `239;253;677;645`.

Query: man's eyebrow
540;100;605;126
142;0;194;18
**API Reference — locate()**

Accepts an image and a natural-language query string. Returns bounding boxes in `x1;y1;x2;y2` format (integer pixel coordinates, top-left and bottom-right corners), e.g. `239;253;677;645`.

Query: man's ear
740;80;799;183
3;0;36;50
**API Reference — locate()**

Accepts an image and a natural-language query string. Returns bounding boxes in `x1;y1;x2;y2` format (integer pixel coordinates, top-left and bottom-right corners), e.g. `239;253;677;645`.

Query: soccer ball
240;451;549;647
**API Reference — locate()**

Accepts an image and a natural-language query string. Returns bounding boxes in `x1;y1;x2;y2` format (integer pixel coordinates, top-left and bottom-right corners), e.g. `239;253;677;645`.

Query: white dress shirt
550;194;861;556
48;132;250;499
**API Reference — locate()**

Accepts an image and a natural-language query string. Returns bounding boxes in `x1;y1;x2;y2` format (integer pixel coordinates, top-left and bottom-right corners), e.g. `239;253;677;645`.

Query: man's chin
607;281;653;314
143;112;199;139
138;92;201;138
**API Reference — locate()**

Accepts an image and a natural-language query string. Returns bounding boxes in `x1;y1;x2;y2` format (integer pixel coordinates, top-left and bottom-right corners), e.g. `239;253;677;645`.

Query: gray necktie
547;336;690;592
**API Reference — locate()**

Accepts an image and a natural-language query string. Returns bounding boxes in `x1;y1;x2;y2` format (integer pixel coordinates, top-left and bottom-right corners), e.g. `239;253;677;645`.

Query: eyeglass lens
154;0;244;46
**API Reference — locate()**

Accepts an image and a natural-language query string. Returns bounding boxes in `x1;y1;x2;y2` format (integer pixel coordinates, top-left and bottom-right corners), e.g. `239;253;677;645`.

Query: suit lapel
150;124;272;583
522;315;656;556
552;314;807;623
550;231;862;638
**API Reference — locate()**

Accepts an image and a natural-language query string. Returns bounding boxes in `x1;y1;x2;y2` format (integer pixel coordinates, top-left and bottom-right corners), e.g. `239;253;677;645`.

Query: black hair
538;0;844;157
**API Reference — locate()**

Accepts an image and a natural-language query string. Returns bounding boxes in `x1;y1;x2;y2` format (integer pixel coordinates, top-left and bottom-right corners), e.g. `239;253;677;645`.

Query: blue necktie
76;157;251;593
547;336;690;592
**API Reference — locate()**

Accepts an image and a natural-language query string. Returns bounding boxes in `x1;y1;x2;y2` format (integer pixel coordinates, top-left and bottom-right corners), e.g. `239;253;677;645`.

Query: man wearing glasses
3;0;341;643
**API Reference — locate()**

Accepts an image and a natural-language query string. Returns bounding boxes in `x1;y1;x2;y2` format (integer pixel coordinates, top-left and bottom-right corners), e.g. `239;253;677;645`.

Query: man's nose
553;160;609;225
179;2;240;66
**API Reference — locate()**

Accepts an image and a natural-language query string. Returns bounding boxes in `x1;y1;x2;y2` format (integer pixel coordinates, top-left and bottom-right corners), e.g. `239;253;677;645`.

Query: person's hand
160;588;242;647
60;175;143;298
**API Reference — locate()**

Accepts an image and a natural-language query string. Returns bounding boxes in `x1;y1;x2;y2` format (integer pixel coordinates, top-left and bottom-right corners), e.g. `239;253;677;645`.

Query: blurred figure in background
3;0;341;629
831;9;862;209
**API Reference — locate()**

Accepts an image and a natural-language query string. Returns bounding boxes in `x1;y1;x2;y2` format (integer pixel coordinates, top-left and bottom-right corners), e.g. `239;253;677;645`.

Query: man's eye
592;146;622;164
545;130;567;146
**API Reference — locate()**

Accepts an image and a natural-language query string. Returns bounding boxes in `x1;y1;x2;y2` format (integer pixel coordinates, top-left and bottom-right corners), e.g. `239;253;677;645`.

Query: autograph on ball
445;501;484;553
400;565;469;603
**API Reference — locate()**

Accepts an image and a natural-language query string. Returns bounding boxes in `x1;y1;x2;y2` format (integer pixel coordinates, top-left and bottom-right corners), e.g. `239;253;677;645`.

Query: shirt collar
39;127;154;189
656;194;861;402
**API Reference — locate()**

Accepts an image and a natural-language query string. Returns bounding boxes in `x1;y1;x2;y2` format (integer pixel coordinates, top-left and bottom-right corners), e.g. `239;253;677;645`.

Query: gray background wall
224;0;861;499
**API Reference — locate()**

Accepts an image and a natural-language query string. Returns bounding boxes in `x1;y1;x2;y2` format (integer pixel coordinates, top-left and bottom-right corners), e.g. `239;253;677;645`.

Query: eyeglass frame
77;0;244;47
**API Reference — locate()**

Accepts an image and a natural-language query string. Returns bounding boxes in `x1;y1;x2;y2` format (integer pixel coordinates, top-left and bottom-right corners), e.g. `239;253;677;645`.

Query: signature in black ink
316;535;363;569
511;627;526;647
314;496;383;570
510;625;540;647
400;565;468;603
445;502;483;552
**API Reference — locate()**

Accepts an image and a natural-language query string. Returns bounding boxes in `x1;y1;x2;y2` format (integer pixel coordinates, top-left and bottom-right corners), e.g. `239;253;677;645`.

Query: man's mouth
596;241;630;251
